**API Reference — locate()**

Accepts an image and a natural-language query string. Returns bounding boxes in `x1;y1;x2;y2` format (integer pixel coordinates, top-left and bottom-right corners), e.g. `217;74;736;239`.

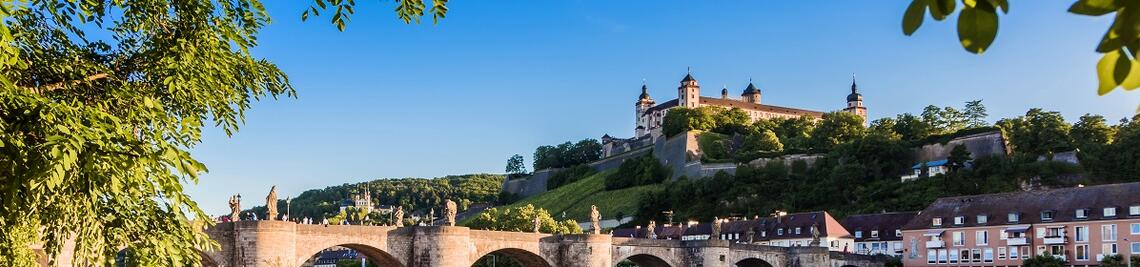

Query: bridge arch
296;243;404;267
615;253;674;267
470;248;553;267
734;258;775;267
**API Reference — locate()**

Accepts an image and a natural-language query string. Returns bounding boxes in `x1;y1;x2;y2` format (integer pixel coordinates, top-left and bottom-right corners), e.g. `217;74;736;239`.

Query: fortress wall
913;130;1009;163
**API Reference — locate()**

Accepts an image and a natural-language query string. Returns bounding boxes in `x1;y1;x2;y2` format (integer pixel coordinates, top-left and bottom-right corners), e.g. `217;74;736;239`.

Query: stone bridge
202;221;886;267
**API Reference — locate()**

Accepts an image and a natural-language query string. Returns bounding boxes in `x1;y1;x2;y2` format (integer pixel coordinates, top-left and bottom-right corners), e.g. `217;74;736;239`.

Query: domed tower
678;69;700;109
635;82;655;137
741;80;762;104
843;74;868;122
721;86;729;100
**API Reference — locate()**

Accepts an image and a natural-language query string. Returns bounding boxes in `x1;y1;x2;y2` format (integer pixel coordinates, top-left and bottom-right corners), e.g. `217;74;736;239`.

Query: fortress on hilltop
602;70;868;157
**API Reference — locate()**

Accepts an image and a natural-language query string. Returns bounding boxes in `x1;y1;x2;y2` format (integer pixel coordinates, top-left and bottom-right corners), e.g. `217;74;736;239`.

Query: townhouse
613;211;856;252
841;211;919;257
900;182;1140;266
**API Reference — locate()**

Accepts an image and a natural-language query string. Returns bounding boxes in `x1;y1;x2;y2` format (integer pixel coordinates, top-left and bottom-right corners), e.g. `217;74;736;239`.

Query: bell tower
678;68;700;109
636;82;655;137
843;74;868;123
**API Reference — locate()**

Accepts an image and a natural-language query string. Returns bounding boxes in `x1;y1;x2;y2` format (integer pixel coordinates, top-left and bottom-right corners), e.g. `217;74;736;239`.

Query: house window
1021;246;1031;259
1049;245;1065;257
795;227;801;235
1008;212;1020;223
976;215;988;224
1132;223;1140;235
854;231;862;238
871;230;879;238
1076;244;1089;261
777;228;784;235
972;249;982;262
983;248;994;263
952;231;965;246
976;230;988;245
1076;208;1089;219
1045;227;1064;238
949;249;959;263
932;218;942;227
1041;210;1055;221
1131;242;1140;254
761;231;766;237
954;216;965;225
1130;205;1140;216
1103;224;1118;241
939;249;949;264
896;229;903;237
1009;246;1018;259
1105;207;1118;217
998;247;1007;260
960;249;971;261
1104;243;1119;255
1075;226;1088;242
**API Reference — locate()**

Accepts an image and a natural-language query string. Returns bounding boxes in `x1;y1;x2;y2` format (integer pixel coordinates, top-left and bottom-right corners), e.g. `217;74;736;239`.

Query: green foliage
662;107;719;137
471;253;524;267
506;154;527;176
303;0;451;29
1023;255;1067;267
900;0;1009;54
697;132;731;161
270;174;505;222
467;204;582;234
773;116;817;152
964;100;989;127
809;112;867;151
605;154;671;190
996;108;1073;156
947;145;971;172
743;129;784;153
0;0;300;265
1071;114;1117;151
488;171;663;223
336;259;379;267
547;164;596;190
532;139;602;170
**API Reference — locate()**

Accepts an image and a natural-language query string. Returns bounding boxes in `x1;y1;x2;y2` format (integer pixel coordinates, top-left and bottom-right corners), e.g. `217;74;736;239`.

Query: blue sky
187;1;1135;215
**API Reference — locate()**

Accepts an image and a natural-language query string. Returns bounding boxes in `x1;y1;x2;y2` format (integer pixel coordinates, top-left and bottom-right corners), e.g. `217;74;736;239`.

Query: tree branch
28;73;110;94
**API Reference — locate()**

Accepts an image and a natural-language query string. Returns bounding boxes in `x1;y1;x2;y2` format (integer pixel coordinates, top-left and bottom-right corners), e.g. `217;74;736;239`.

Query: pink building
900;182;1140;266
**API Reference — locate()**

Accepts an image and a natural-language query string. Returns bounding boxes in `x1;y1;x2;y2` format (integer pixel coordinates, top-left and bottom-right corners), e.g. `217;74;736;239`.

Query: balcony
1006;237;1029;246
1043;236;1067;245
926;240;945;248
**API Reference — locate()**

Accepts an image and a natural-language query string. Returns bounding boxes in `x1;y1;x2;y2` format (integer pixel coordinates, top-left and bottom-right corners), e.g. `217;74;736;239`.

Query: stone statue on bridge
228;194;241;221
589;205;601;234
393;206;404;227
809;222;821;246
444;199;457;226
266;185;278;220
646;220;656;240
533;216;541;233
710;217;722;240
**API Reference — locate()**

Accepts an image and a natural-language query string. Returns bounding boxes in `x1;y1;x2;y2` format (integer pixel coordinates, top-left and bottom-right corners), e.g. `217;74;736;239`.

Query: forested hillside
248;174;505;220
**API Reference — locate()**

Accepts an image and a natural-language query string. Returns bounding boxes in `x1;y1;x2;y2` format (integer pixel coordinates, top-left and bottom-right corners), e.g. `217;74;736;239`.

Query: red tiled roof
901;182;1140;230
840;212;918;242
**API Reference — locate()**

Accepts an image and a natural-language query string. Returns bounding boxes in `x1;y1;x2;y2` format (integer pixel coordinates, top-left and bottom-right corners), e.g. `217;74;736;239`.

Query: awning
923;230;945;236
1004;226;1031;233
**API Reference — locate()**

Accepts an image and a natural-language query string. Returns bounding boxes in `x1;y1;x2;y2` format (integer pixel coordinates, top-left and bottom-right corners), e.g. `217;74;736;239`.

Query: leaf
1098;50;1125;95
988;0;1009;13
957;5;999;54
1097;23;1123;52
929;0;957;21
903;0;927;36
1068;0;1120;16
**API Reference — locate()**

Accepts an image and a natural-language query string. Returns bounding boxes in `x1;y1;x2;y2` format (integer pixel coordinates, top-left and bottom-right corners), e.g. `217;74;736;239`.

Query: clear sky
186;1;1136;215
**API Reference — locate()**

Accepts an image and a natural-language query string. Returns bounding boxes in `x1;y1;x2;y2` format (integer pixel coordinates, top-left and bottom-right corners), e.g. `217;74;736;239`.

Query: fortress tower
678;71;700;109
635;83;655;137
741;80;761;104
843;75;868;123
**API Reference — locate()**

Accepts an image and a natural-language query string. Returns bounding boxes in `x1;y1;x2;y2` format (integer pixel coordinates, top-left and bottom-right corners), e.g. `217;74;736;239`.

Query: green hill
486;171;663;223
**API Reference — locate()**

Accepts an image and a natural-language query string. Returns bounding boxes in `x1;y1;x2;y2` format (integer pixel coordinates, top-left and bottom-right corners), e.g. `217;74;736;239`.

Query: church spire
850;73;858;94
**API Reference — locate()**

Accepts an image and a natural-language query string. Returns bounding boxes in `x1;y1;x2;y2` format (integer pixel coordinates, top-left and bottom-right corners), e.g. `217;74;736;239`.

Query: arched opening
299;244;404;267
734;258;774;267
615;254;673;267
470;248;552;267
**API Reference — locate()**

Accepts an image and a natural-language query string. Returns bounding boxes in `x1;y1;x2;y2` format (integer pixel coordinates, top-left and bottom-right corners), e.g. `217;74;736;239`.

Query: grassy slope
482;171;663;223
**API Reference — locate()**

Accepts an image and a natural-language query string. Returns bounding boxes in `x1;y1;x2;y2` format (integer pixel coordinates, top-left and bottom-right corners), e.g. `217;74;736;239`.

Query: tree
947;145;972;172
712;107;752;135
1070;114;1116;150
997;108;1073;156
868;117;901;140
506;154;527;176
773;116;816;152
467;204;582;234
941;106;968;133
900;0;1140;105
0;0;313;265
1100;254;1127;267
809;112;867;151
922;105;948;134
742;129;783;152
662;107;718;137
963;100;989;128
893;113;934;143
1021;255;1067;267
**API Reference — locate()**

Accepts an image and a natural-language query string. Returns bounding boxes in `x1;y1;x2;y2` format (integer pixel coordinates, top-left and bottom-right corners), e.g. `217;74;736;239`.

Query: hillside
476;171;664;223
248;174;505;220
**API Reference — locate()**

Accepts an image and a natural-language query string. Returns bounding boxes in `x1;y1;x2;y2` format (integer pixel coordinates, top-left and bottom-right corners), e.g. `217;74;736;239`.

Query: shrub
1022;255;1066;267
605;154;670;190
546;164;596;190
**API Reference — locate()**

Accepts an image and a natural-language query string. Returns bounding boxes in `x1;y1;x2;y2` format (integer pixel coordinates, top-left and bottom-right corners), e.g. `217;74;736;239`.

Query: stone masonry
200;221;887;267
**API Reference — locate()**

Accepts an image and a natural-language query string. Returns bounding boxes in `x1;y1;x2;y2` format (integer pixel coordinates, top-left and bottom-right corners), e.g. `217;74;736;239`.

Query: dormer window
1131;205;1140;216
1008;213;1020;223
855;231;863;238
778;228;784;235
954;216;966;225
1041;210;1056;221
896;229;903;237
761;231;767;237
1076;209;1089;219
977;215;988;224
933;218;943;227
871;230;880;238
795;227;802;235
1105;207;1118;217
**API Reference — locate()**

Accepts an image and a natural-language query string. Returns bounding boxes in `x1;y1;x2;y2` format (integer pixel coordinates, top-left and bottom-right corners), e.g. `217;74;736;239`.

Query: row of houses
612;182;1140;266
